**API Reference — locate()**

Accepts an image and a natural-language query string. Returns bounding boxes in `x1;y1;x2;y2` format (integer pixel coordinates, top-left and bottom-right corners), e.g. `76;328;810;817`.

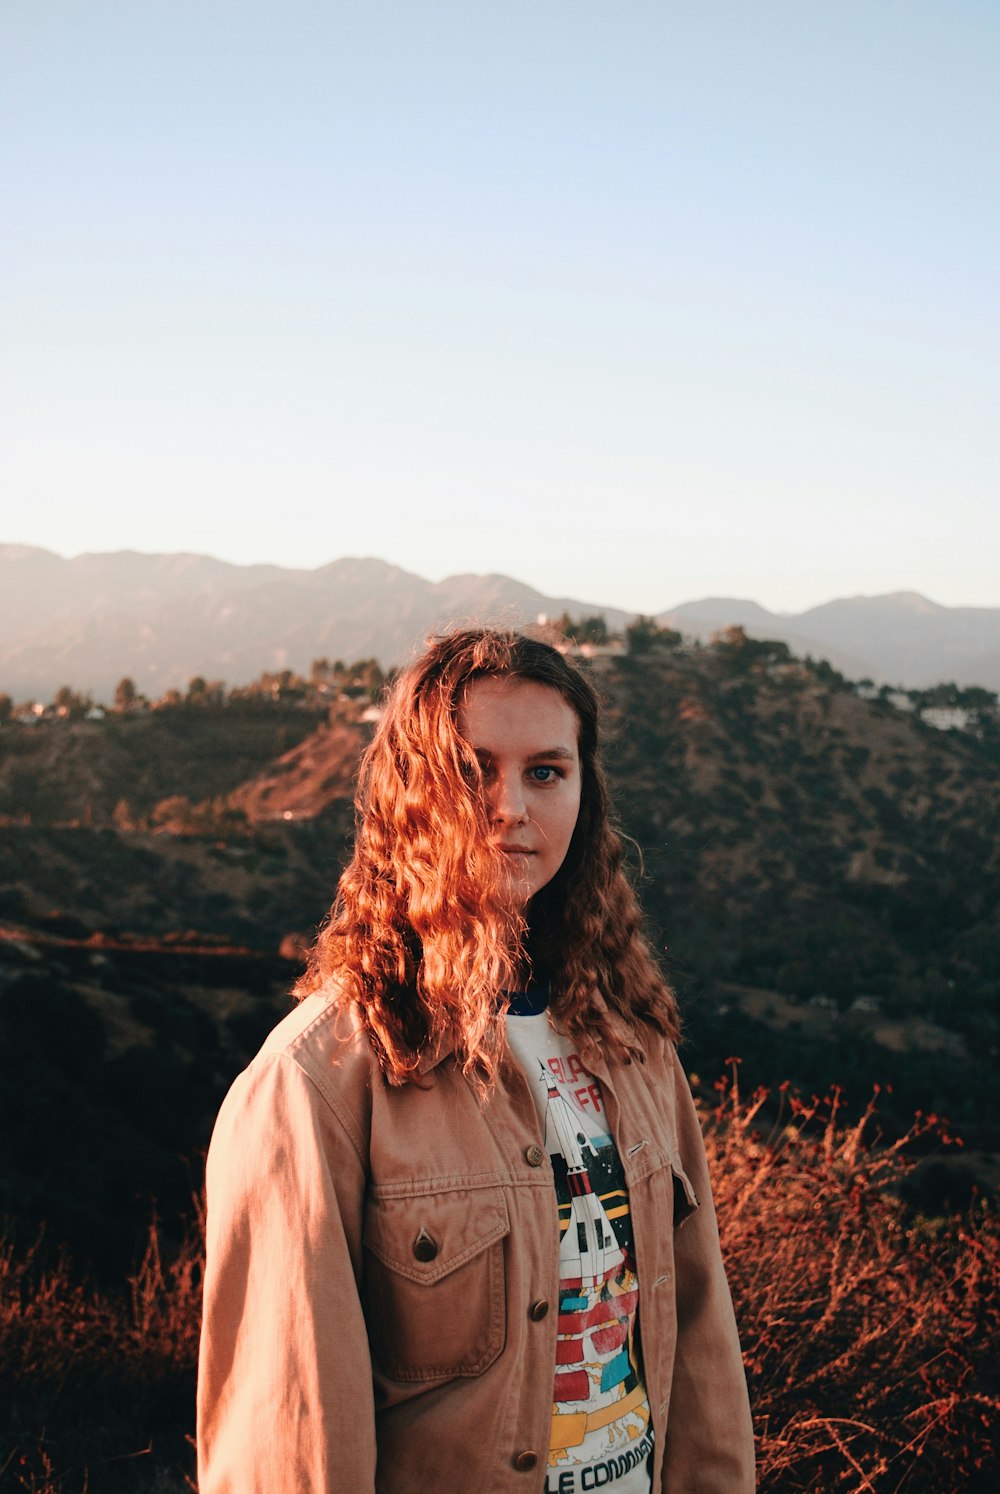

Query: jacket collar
414;1025;458;1077
413;986;615;1081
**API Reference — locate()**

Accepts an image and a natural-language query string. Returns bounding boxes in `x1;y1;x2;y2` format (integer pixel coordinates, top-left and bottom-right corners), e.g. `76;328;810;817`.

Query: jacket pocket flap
363;1187;510;1285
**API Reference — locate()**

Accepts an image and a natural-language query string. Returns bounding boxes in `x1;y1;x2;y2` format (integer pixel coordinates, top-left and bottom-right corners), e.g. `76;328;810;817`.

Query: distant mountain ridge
660;593;1000;693
1;545;998;697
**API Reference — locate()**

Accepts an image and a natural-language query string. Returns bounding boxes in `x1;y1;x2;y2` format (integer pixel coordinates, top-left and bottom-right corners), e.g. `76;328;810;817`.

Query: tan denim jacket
197;992;755;1492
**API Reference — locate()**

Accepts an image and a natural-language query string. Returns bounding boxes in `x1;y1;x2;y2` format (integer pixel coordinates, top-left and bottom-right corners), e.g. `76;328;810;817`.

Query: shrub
707;1069;999;1490
0;1217;202;1491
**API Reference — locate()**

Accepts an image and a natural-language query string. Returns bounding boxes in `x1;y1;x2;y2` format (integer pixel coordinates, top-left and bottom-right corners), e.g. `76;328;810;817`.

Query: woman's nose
489;770;527;825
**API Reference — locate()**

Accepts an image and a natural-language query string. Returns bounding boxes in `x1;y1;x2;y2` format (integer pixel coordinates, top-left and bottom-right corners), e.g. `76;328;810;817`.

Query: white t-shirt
505;991;653;1494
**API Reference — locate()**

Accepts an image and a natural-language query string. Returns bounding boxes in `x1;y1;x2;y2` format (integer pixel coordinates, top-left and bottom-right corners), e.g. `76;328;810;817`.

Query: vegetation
1;1216;201;1492
0;658;388;727
1;1081;996;1492
548;611;614;645
710;1073;999;1490
625;614;683;653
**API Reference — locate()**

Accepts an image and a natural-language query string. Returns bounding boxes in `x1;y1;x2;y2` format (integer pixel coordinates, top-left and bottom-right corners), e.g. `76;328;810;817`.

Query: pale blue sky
2;0;997;614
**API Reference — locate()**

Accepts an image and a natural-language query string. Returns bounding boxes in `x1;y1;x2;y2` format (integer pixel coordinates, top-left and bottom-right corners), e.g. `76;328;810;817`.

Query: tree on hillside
186;676;225;707
309;658;387;700
353;658;385;699
712;624;749;652
552;612;612;645
250;669;307;701
626;616;682;654
911;682;998;713
53;685;92;720
711;627;794;675
577;614;610;645
114;677;138;713
0;693;12;725
805;655;846;688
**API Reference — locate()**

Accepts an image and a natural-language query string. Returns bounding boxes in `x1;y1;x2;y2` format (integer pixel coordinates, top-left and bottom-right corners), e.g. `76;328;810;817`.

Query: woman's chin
499;865;535;910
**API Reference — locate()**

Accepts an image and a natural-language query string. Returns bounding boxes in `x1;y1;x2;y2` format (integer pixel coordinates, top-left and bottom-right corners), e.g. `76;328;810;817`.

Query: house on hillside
808;994;838;1013
920;706;972;733
16;702;51;724
572;639;627;659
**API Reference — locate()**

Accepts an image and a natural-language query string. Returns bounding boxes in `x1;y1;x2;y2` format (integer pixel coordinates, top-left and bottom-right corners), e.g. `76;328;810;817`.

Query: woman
197;627;755;1493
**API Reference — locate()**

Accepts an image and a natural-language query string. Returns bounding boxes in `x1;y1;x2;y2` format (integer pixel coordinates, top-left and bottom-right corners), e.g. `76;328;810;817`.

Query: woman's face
457;675;583;908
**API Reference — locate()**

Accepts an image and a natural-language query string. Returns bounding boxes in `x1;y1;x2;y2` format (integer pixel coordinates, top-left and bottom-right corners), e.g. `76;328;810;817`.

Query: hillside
597;649;999;1019
1;638;998;1278
3;647;997;1012
0;700;331;828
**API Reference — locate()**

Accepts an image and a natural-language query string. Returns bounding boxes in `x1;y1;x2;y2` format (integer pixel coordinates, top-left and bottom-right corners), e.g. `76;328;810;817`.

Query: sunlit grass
0;1216;202;1492
2;1079;997;1492
709;1067;999;1489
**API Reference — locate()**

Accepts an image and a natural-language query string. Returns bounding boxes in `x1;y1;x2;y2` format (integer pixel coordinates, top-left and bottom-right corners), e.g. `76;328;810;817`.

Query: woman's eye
528;765;561;783
460;757;482;786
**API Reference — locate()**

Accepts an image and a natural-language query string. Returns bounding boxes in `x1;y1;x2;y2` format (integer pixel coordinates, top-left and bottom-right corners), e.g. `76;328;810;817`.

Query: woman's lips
498;844;534;855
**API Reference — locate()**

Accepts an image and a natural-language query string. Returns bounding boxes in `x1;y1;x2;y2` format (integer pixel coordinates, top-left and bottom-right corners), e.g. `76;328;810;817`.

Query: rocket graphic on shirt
540;1065;625;1284
530;1059;642;1411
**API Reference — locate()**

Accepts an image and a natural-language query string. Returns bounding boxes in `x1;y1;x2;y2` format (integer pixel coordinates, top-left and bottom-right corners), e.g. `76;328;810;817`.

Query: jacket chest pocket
362;1185;510;1382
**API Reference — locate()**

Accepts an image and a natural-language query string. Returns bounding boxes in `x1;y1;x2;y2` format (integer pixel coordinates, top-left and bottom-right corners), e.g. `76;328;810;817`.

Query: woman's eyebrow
472;745;576;763
525;746;577;764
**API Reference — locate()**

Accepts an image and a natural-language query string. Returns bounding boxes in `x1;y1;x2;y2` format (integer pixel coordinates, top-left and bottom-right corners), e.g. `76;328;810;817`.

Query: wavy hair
295;627;679;1085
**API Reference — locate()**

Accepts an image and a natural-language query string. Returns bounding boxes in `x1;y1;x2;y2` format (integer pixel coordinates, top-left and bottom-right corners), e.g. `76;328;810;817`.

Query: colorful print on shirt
505;1008;653;1494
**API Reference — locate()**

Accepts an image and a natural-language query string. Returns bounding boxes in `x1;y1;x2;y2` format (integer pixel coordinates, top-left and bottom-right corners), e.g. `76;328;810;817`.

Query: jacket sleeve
197;1050;376;1494
662;1045;756;1492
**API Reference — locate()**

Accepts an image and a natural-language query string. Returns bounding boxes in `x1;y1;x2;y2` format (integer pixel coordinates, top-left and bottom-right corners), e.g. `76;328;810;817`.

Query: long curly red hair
295;627;679;1086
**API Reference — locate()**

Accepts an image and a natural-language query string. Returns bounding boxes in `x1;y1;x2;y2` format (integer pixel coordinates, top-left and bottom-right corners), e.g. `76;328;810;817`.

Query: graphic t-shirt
505;991;653;1494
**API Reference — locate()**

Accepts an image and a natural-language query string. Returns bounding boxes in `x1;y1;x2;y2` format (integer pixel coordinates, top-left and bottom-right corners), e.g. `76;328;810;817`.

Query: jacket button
529;1299;549;1321
525;1143;545;1167
513;1450;538;1471
412;1228;438;1262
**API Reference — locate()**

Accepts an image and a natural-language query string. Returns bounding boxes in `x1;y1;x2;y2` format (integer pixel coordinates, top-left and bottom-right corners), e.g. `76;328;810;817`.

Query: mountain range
1;545;998;698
